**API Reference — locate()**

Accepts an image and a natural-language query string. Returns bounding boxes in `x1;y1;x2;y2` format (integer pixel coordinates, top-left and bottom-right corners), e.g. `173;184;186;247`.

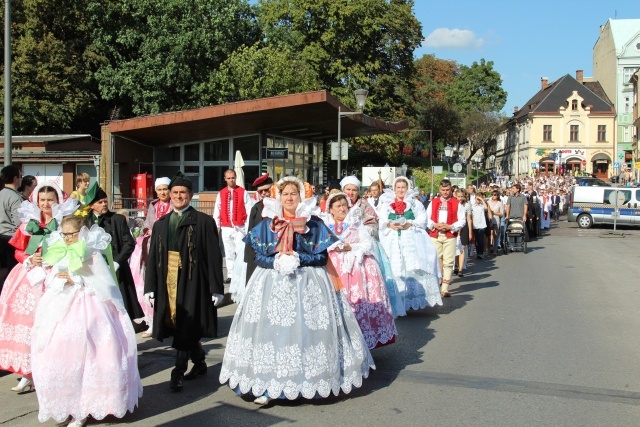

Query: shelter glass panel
204;139;230;162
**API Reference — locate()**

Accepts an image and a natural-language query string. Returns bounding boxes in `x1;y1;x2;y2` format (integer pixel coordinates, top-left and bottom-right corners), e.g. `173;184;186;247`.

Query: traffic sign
613;162;620;168
608;190;626;207
453;163;462;173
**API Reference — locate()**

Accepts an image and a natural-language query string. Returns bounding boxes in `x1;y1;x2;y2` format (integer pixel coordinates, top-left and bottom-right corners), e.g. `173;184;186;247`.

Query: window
571;99;578;111
184;143;200;161
155;146;180;162
625;97;630;113
623;67;639;84
543;125;552;141
597;125;606;141
570;125;579;141
604;189;631;205
232;135;260;161
204;139;229;161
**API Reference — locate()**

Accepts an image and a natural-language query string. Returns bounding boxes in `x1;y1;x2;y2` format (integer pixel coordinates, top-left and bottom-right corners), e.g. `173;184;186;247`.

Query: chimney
541;77;549;90
513;106;519;114
576;69;584;83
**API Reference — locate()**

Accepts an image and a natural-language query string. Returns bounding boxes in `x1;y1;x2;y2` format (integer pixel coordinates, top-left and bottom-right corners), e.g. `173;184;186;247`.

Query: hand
401;222;412;230
144;292;154;308
212;293;224;307
30;253;43;267
55;272;73;285
337;243;352;252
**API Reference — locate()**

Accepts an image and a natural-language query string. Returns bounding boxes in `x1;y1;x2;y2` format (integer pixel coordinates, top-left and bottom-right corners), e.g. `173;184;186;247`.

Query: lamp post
4;0;11;166
473;152;482;186
92;155;101;186
489;154;496;181
444;145;454;172
337;88;368;178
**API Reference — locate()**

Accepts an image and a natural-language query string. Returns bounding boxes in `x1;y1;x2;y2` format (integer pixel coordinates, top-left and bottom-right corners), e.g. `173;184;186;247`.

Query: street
2;220;640;426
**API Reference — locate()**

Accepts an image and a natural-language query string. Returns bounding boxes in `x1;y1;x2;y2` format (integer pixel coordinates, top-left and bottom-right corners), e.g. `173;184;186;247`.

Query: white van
568;186;640;228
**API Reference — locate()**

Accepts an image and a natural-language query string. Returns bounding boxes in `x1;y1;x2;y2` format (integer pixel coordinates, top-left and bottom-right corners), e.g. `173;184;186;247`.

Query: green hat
83;181;108;207
169;171;193;191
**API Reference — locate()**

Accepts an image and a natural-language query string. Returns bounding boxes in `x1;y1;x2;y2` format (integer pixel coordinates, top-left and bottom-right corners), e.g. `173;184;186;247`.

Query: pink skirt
130;235;153;325
31;287;142;423
0;263;44;375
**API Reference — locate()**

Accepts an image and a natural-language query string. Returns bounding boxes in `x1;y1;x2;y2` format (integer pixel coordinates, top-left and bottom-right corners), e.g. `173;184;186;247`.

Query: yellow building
496;71;616;179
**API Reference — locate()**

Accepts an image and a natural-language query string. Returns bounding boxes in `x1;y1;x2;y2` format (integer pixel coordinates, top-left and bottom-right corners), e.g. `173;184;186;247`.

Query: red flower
390;200;406;215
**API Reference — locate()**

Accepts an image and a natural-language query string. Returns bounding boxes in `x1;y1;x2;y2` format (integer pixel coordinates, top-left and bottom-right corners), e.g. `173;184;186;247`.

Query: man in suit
551;190;561;221
86;182;143;320
244;174;273;285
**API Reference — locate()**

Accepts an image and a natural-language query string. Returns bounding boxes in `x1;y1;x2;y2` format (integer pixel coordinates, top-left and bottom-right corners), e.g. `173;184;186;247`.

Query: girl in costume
0;182;77;393
378;176;442;312
341;176;405;317
31;216;142;427
320;192;397;349
220;177;374;405
130;177;172;337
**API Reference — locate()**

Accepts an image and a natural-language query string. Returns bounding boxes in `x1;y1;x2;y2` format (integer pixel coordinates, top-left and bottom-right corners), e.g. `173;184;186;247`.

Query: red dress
0;220;49;375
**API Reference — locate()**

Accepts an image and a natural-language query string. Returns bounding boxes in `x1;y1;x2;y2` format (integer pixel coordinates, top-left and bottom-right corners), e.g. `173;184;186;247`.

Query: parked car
574;177;610;187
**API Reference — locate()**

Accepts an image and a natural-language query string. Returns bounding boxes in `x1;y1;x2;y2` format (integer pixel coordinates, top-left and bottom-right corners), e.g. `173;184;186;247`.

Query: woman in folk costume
320;192;397;349
341;176;405;317
220;177;375;405
0;182;78;393
31;216;142;427
378;176;442;312
129;177;172;337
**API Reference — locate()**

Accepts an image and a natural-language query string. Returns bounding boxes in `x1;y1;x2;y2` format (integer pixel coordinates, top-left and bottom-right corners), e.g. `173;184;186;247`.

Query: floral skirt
130;235;153;325
31;287;142;423
220;265;375;400
0;264;44;375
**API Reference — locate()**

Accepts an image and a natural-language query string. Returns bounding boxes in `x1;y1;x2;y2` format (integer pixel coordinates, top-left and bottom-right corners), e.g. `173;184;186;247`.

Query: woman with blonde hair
69;173;90;204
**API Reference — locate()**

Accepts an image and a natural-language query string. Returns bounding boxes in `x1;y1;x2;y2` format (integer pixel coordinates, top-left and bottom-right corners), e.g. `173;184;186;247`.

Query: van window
603;189;632;205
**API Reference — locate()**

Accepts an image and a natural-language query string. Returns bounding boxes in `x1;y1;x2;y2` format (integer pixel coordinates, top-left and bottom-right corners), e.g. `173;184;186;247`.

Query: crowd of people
0;162;575;424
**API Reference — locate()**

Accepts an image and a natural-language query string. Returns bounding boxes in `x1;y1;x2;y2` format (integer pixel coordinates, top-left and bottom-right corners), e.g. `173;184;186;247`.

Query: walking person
470;192;491;259
0;165;23;291
0;182;77;393
213;169;253;284
453;189;472;277
220;177;374;405
487;190;504;255
144;173;225;392
31;216;142;427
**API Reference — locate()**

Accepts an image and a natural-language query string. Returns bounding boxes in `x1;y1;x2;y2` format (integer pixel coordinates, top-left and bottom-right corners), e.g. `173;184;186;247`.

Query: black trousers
0;234;17;293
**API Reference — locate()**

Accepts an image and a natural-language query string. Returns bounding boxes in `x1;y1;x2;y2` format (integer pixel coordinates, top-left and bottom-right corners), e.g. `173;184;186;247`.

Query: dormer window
571;99;578;111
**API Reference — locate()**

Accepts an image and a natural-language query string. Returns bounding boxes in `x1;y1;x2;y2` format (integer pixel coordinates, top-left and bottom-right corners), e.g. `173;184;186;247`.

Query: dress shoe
184;362;207;380
453;268;459;275
170;369;184;391
11;377;34;393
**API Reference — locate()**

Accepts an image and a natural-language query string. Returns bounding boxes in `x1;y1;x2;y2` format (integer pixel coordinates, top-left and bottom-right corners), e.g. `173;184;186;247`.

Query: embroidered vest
427;197;459;239
219;186;247;227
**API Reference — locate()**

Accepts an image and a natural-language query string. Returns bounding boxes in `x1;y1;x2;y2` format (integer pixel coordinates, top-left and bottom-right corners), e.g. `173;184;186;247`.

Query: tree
0;0;101;134
211;43;321;104
460;110;503;164
446;58;507;113
88;0;260;117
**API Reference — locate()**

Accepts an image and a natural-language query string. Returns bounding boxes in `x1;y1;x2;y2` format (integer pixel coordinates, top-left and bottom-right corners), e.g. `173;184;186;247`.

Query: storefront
539;157;555;175
591;153;611;179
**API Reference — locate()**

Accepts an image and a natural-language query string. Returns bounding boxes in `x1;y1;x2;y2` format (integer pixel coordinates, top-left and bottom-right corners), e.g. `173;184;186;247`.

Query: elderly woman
130;177;172;337
320;192;397;349
378;176;442;312
220;177;374;405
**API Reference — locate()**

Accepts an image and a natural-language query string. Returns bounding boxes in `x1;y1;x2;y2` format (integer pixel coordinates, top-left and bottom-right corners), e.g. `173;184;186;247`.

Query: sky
413;0;638;114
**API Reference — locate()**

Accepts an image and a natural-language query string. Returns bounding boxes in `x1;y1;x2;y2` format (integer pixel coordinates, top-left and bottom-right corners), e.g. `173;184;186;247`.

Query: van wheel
577;214;593;229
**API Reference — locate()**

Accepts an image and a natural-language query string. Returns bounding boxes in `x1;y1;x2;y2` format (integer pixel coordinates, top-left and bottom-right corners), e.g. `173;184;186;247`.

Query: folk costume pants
431;234;457;293
220;227;237;279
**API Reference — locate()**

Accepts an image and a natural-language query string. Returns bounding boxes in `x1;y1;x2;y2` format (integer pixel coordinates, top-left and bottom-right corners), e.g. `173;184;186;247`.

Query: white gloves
212;293;224;307
273;252;300;275
144;292;154;308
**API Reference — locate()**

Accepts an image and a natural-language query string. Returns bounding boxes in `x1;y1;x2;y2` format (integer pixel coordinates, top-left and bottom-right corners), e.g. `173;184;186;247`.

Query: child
31;216;142;427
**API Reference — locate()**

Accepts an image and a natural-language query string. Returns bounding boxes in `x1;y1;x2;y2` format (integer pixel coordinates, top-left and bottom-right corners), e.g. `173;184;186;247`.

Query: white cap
155;177;171;189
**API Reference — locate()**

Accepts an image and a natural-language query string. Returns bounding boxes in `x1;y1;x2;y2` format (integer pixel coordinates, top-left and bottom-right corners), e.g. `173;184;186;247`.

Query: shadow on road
154;402;294;427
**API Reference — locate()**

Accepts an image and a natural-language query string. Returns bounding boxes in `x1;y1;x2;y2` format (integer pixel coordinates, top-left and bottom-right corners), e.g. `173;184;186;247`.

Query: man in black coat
86;183;143;320
244;174;273;285
144;173;224;392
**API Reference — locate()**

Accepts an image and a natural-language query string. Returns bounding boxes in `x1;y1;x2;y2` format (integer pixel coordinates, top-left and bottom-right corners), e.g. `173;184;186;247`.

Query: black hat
169;171;193;191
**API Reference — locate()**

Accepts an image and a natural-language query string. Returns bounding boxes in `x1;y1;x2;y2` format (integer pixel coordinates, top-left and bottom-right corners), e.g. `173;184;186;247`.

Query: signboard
453;163;462;173
432;166;443;174
330;142;349;160
362;167;395;187
613;162;620;168
531;162;538;168
266;148;289;160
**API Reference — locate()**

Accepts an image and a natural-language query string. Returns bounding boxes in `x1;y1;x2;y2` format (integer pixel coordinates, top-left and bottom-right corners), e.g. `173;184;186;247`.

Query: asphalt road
2;219;640;426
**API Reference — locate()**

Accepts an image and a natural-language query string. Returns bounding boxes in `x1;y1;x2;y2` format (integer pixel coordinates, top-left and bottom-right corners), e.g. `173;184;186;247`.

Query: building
632;69;640;178
100;90;407;201
0;135;101;195
496;72;616;178
593;18;640;171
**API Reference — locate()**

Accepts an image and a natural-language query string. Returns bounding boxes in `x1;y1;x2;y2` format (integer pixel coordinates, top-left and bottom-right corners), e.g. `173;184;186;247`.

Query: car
574;177;610;187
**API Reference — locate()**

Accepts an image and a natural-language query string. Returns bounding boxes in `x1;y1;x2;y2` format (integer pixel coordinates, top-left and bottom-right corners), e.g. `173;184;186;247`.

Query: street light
92;155;101;186
337;88;368;178
444;145;454;172
473;152;482;186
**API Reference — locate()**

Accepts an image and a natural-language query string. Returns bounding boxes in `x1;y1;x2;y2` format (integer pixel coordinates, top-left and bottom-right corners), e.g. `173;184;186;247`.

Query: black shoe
170;368;185;391
184;362;207;380
477;255;483;260
453;268;459;275
458;271;464;277
224;278;232;284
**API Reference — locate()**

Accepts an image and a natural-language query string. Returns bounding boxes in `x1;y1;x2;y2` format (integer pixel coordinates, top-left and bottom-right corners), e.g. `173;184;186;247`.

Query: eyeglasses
61;231;80;239
257;188;271;194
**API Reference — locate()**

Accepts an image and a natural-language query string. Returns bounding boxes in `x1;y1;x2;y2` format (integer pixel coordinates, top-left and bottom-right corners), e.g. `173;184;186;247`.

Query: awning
565;157;583;163
107;90;408;146
539;157;555;163
591;153;611;162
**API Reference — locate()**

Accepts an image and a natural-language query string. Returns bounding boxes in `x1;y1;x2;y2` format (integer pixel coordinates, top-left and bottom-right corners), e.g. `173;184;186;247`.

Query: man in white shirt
213;169;253;284
425;180;467;297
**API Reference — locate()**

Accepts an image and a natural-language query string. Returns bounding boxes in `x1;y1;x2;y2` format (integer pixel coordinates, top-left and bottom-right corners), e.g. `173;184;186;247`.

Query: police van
568;186;640;228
